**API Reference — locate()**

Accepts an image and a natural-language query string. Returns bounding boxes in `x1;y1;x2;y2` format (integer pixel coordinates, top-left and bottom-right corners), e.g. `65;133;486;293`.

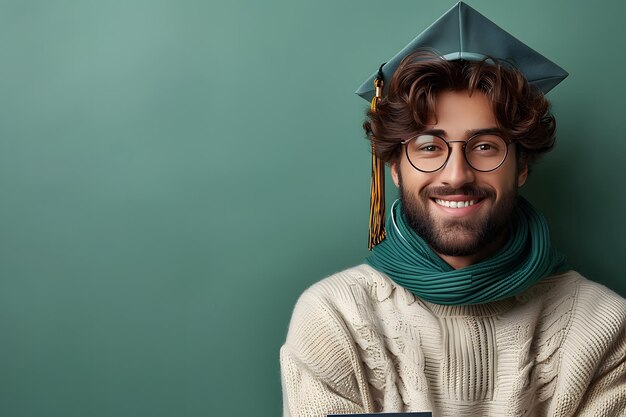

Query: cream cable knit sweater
280;265;626;417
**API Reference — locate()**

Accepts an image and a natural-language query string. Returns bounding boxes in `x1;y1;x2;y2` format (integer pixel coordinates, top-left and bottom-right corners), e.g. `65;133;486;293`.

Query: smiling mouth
433;198;483;208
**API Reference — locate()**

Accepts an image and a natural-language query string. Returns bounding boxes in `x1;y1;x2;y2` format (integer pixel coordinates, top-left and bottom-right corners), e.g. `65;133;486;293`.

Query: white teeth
435;199;477;208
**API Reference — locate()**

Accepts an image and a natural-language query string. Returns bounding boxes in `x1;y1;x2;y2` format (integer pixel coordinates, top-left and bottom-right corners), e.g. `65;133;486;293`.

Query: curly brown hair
363;51;556;168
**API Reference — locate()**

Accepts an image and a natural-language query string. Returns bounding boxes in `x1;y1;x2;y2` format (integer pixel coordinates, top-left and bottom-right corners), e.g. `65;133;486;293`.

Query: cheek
492;156;520;191
399;165;430;191
489;172;519;198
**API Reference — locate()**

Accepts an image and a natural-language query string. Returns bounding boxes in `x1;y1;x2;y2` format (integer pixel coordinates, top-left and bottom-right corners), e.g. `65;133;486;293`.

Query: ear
390;161;400;187
517;162;528;187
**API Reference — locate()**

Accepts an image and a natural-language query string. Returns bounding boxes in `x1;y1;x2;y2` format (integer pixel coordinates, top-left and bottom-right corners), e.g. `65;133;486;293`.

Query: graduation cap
360;1;568;250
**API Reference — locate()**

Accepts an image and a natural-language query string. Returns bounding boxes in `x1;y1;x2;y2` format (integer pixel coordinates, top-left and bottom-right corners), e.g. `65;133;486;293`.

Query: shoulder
530;272;626;412
282;264;410;356
280;265;379;380
280;266;387;414
535;270;626;322
285;264;398;336
294;264;412;309
563;271;626;352
526;270;626;339
535;271;626;369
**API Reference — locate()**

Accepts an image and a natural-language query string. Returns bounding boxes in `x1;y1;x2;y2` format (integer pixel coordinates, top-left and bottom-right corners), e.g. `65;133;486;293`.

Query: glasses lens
405;135;449;172
465;135;508;171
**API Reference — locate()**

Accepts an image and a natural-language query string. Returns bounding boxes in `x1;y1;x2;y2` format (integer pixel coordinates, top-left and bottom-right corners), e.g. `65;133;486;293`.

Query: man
280;3;626;416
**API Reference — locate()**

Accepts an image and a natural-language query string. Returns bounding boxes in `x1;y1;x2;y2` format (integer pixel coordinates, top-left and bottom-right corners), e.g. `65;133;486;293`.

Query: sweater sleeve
551;280;626;416
573;308;626;416
280;288;373;417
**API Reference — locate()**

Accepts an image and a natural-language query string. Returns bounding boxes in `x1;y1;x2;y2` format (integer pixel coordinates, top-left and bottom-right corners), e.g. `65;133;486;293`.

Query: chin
429;234;485;257
406;205;505;257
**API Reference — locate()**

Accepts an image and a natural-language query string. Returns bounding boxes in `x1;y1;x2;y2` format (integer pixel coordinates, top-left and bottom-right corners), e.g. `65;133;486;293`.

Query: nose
438;143;475;188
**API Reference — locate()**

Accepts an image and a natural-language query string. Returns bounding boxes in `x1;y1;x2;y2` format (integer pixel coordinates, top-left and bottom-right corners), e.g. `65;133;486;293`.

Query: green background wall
0;1;624;416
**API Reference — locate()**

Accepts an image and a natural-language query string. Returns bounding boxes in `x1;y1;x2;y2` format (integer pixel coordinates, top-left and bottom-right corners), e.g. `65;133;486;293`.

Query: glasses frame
400;133;513;173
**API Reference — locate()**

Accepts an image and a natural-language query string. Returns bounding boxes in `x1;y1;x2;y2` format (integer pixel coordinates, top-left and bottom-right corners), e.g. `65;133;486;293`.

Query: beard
398;174;519;257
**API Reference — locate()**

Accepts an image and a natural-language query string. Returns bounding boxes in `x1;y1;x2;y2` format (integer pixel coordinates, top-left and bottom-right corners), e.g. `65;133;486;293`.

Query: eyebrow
420;127;502;139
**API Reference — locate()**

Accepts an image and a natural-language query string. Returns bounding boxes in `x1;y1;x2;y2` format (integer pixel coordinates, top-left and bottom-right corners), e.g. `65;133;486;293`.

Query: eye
468;135;505;154
413;135;446;151
419;144;441;152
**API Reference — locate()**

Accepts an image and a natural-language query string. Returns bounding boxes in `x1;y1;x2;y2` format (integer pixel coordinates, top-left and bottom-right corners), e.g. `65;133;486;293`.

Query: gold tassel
368;78;386;250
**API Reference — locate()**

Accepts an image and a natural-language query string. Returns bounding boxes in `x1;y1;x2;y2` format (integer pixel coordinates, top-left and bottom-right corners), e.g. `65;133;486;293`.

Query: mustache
420;185;495;199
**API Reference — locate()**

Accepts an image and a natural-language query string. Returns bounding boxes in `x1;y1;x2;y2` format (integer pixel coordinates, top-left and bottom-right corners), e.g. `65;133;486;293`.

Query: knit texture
280;265;626;417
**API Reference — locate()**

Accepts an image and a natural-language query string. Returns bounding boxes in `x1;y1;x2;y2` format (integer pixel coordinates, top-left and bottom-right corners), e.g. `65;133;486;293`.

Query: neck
437;231;509;270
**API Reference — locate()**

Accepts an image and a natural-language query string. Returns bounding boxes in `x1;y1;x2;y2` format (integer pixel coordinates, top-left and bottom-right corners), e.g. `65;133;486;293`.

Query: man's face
391;90;528;259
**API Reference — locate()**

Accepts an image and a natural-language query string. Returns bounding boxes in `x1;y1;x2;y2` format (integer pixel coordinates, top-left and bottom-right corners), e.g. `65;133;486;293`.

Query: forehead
431;90;497;134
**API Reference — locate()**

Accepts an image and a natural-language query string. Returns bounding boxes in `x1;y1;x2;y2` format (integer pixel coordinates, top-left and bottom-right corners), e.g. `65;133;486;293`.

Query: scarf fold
366;197;567;305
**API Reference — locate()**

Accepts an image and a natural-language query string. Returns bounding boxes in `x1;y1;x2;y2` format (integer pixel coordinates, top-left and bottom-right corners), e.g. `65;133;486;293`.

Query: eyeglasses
400;133;512;173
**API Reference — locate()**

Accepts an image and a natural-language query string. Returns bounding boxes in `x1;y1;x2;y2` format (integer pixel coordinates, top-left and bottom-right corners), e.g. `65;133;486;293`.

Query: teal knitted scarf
366;197;567;305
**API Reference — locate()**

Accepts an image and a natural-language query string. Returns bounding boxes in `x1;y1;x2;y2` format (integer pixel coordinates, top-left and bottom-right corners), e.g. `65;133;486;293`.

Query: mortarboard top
355;1;568;102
